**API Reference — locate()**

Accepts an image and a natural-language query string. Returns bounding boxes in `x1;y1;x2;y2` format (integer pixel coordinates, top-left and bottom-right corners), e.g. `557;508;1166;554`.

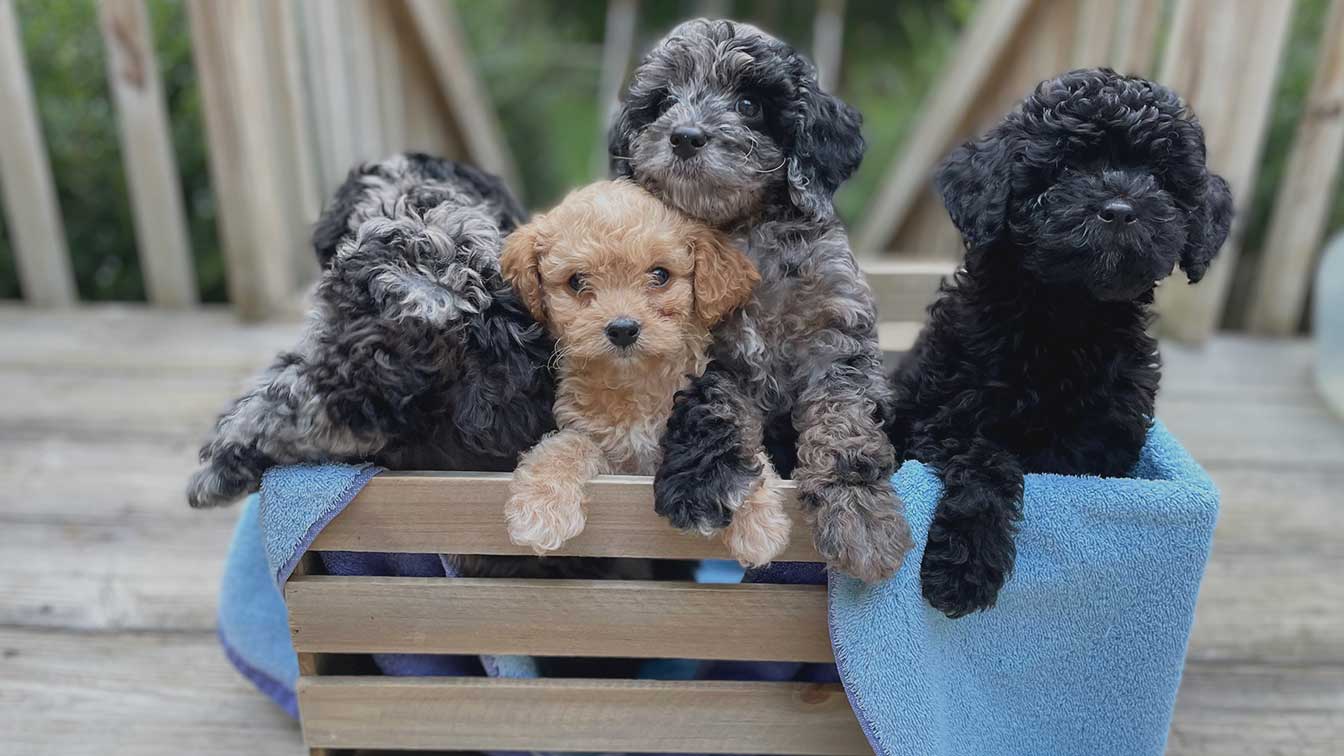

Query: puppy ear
312;162;377;269
499;221;549;324
691;227;759;326
936;132;1014;250
787;86;865;220
1179;174;1234;284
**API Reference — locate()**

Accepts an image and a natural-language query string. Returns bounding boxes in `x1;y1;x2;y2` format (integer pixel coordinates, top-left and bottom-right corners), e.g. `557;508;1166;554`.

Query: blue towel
744;419;1217;756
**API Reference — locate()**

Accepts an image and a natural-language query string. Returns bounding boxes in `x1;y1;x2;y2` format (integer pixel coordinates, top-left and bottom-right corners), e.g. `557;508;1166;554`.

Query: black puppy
887;69;1233;618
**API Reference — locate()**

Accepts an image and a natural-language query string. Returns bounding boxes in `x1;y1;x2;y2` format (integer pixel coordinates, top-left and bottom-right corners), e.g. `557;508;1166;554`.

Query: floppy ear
691;227;759;327
1179;174;1233;283
935;131;1015;250
787;86;865;220
499;221;549;324
607;102;637;180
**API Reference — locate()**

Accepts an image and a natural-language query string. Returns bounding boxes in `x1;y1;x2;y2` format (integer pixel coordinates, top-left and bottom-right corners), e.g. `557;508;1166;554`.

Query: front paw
653;456;757;534
722;479;792;567
186;459;257;509
806;480;913;583
920;508;1016;618
505;481;587;554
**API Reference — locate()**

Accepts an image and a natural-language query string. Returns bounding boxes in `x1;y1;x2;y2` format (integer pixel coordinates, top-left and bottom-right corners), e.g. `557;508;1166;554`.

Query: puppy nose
1098;199;1137;225
605;318;641;347
669;126;708;159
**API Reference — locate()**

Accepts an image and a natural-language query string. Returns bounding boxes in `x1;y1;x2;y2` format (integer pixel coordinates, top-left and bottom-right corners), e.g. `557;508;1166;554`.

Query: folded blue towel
744;419;1217;756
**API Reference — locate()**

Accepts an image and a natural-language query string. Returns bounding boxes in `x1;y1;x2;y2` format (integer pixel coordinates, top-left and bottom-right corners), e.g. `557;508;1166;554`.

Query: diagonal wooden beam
852;0;1035;258
402;0;520;193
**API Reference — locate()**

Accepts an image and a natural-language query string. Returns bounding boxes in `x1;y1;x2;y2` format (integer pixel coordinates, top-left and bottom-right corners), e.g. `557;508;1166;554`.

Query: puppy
886;69;1234;617
499;180;792;567
186;154;555;511
608;19;912;581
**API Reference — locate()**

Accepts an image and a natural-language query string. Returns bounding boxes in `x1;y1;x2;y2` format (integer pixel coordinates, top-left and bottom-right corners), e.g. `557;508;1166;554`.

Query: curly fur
187;155;693;584
611;19;911;581
500;181;789;566
887;69;1234;617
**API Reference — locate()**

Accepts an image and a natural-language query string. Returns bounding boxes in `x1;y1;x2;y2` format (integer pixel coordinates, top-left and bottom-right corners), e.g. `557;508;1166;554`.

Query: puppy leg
506;430;608;553
187;351;386;508
722;453;792;567
654;361;766;534
794;361;913;583
921;439;1024;618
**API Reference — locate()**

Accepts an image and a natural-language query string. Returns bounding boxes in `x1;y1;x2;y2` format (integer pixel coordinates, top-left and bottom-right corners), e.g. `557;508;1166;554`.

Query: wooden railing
0;0;1340;340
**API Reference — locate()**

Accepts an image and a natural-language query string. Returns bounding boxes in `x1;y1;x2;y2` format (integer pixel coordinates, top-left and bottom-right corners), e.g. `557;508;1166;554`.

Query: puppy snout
605;318;641;347
1098;199;1138;225
669;126;709;159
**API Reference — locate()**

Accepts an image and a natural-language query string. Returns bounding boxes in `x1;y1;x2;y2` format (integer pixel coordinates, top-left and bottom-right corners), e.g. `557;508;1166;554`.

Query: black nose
605;318;641;347
1098;199;1137;225
669;126;708;159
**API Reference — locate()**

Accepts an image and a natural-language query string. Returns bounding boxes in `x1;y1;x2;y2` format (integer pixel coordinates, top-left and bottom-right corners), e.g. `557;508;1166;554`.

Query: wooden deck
1;305;1341;756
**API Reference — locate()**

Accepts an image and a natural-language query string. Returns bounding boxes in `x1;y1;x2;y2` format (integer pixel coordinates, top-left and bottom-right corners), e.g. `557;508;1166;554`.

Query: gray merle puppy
186;154;555;510
609;19;913;581
887;69;1234;617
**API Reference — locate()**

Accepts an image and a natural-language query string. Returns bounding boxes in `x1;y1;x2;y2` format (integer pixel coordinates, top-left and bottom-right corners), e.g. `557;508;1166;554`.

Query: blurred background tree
0;0;1340;326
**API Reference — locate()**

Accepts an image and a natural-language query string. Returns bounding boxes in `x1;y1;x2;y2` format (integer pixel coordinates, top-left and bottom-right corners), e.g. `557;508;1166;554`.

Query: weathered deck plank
0;307;1340;755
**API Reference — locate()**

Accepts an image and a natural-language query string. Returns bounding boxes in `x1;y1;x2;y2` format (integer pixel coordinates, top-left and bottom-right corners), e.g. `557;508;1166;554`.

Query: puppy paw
806;480;913;583
722;479;792;567
653;457;756;534
505;481;587;554
920;507;1016;618
185;462;255;509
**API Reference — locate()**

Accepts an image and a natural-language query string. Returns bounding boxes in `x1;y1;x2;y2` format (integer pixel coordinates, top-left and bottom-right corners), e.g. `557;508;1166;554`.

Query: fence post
1247;0;1344;336
1154;0;1295;343
0;0;76;306
593;0;639;179
99;0;197;308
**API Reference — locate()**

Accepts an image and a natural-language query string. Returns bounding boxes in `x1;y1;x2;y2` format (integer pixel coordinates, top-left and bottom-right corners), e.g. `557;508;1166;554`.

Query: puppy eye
735;97;761;119
567;273;587;293
657;92;677;115
649;267;670;287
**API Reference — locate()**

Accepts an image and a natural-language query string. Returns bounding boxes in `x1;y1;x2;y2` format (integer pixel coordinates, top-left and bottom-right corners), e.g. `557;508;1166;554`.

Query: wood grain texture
1247;0;1344;335
98;0;197;308
1154;0;1295;342
313;472;822;561
296;677;868;754
0;0;76;306
0;627;303;756
286;576;832;662
853;0;1034;257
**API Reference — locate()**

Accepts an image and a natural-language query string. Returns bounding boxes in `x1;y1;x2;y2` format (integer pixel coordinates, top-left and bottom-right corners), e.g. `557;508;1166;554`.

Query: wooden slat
403;0;520;192
312;472;822;561
593;0;638;178
852;0;1034;257
1247;0;1344;335
0;0;76;306
1;627;303;756
98;0;197;308
862;259;952;321
1169;661;1344;756
811;0;846;93
187;0;307;320
1154;0;1295;342
286;576;832;662
296;677;868;755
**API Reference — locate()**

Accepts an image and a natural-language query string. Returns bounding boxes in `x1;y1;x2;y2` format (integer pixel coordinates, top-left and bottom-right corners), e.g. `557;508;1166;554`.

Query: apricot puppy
500;180;790;567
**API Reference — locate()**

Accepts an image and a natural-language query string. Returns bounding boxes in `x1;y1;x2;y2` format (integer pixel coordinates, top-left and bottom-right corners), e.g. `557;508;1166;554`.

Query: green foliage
0;0;221;303
2;0;1339;315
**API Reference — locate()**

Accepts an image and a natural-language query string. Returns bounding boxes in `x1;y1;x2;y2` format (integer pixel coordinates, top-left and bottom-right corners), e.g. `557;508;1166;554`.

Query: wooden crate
283;262;950;754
